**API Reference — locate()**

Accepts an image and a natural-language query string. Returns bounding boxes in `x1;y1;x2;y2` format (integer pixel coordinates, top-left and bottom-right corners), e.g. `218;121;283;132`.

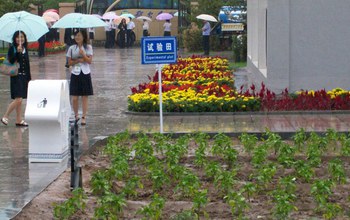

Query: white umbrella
52;13;107;28
196;14;218;22
43;11;60;21
102;12;118;20
120;13;135;19
136;16;152;22
156;12;173;21
0;11;48;42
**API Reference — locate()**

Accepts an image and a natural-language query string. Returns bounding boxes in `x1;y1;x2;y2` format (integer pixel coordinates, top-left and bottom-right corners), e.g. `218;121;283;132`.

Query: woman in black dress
67;29;93;125
118;18;127;48
1;31;31;127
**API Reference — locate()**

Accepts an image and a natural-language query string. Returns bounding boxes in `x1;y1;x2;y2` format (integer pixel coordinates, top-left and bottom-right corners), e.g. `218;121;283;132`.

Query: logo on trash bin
37;98;47;108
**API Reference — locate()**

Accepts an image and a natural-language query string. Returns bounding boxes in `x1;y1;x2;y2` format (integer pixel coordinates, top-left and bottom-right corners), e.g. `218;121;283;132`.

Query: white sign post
141;37;177;133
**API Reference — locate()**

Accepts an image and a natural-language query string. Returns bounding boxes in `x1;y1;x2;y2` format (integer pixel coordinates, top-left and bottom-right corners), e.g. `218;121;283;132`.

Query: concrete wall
247;0;350;93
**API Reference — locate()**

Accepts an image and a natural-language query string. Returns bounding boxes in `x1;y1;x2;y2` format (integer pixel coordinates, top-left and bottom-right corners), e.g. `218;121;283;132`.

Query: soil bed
14;131;350;219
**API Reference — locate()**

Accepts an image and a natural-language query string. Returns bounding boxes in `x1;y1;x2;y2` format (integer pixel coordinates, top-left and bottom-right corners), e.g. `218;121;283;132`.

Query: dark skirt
10;74;29;99
164;31;171;36
69;71;94;96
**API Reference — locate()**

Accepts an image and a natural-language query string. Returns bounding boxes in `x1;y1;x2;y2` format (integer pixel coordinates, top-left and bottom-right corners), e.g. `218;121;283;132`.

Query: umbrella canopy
136;16;152;22
113;16;129;25
196;14;218;22
52;13;107;28
120;13;135;19
0;11;49;43
156;12;173;21
92;14;103;19
102;12;118;20
44;9;59;14
43;11;60;21
42;14;57;23
174;11;179;17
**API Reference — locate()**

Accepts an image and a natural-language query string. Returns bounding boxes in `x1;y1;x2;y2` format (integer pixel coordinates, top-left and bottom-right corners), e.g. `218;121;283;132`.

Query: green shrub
182;23;202;52
232;34;247;62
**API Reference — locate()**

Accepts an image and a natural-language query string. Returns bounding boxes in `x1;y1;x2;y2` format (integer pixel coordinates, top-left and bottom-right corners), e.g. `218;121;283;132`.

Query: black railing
70;120;82;190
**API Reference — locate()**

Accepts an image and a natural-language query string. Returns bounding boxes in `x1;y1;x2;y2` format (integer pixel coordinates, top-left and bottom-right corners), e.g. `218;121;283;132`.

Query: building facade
247;0;350;93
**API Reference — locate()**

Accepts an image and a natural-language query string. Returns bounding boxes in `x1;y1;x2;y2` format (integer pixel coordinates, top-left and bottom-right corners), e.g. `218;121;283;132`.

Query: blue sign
141;37;177;64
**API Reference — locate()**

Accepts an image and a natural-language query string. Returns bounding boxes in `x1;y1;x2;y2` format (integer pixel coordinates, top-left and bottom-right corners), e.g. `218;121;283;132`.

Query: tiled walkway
0;48;349;219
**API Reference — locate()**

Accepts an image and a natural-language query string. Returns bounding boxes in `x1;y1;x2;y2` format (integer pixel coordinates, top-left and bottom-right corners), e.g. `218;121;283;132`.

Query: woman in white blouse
163;19;171;36
66;29;93;125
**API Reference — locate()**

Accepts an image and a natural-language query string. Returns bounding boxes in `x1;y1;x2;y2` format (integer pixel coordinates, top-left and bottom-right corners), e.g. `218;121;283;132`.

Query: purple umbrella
156;12;173;21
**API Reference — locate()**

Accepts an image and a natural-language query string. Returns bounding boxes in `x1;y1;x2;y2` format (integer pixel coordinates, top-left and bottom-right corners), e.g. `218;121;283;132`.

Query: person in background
64;28;78;68
88;27;95;45
201;20;211;56
126;17;135;47
163;19;171;36
118;18;127;48
38;34;45;57
66;29;94;126
142;19;150;36
1;31;31;127
104;19;113;48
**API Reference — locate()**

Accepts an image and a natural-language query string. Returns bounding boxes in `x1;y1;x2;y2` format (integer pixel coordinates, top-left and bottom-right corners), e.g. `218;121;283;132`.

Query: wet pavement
1;48;350;219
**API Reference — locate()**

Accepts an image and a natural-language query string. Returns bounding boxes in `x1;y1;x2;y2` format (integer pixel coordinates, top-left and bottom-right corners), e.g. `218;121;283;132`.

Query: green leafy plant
174;171;201;198
204;161;222;180
239;133;258;154
214;170;237;195
242;182;257;201
94;191;126;219
276;142;296;168
293;160;314;183
148;161;170;191
90;170;112;196
253;163;277;190
292;128;307;152
328;158;346;184
192;189;209;219
310;179;335;212
339;134;350;156
225;190;249;219
212;133;232;156
53;188;87;220
122;176;144;198
251;143;269;168
137;193;165;220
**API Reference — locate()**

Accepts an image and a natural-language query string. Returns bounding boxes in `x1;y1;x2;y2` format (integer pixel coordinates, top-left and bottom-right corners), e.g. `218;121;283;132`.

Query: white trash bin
25;80;71;163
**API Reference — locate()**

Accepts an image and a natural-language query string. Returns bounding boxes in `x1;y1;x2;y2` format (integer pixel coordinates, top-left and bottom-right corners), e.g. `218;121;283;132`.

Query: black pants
127;30;133;47
203;35;210;55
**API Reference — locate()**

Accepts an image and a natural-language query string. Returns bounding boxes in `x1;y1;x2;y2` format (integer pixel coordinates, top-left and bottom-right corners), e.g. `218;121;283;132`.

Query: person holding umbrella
66;29;94;126
1;31;31;127
163;19;172;36
202;19;211;56
142;19;150;36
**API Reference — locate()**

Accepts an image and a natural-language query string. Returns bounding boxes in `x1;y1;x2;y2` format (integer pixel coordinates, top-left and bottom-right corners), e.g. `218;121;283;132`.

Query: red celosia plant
240;82;350;111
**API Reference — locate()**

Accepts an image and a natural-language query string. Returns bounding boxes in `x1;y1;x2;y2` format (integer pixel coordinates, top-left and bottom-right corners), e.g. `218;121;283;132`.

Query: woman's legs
3;98;23;123
81;96;88;125
71;96;79;119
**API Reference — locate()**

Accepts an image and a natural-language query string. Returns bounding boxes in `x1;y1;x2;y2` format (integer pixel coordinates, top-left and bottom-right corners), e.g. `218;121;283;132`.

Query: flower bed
27;41;65;54
128;56;350;112
128;56;259;112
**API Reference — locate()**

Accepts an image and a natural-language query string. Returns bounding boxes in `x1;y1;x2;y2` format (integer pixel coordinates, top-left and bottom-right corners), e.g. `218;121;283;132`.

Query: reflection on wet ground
0;48;350;219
